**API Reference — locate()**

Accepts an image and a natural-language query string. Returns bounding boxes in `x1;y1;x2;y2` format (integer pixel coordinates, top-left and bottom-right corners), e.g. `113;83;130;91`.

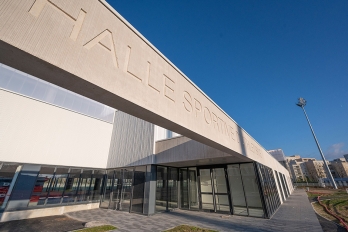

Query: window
28;166;55;207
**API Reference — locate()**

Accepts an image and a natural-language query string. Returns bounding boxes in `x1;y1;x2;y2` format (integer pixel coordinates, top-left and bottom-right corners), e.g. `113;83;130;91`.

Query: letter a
84;30;118;68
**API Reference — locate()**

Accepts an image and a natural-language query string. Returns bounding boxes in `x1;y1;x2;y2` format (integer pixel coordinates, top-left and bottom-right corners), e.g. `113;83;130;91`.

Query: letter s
183;91;192;113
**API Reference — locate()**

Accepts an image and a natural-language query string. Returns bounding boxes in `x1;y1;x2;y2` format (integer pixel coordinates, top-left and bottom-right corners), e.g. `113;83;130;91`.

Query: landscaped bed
76;225;117;232
307;188;348;228
164;225;217;232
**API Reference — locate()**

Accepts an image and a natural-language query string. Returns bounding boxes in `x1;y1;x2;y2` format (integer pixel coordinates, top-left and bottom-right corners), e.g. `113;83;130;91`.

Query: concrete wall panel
0;89;112;168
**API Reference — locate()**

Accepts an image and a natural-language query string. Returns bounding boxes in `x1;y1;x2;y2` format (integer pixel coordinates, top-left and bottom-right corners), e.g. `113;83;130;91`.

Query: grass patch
76;225;116;232
164;225;217;232
312;202;339;223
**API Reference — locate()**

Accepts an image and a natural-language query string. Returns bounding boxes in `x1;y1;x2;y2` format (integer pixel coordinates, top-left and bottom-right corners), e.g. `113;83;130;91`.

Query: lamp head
296;97;306;107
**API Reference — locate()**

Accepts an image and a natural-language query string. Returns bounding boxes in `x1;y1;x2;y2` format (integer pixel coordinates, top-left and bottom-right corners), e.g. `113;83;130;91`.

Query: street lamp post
296;97;337;189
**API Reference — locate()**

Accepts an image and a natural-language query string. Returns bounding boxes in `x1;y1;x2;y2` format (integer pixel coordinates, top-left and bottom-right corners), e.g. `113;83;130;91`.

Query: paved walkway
67;189;323;232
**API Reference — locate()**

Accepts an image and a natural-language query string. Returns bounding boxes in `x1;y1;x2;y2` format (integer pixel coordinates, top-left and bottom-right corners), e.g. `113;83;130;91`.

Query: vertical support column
143;165;156;215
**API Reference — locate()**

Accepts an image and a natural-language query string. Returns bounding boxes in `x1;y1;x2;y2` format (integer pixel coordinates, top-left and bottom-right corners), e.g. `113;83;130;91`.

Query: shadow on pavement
315;213;346;232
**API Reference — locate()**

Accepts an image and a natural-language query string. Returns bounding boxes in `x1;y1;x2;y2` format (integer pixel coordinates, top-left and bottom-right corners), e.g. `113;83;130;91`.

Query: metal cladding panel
107;111;154;168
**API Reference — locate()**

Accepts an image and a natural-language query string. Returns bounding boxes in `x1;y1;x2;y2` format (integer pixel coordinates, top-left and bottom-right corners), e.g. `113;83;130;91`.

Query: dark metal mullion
271;169;280;210
178;169;181;209
86;172;93;202
283;174;290;197
44;170;56;206
26;170;40;207
109;170;115;208
197;169;202;210
142;166;148;214
210;169;217;212
257;164;270;218
224;166;233;215
265;168;275;215
263;166;274;215
60;169;71;204
176;168;179;210
269;168;279;213
129;168;135;213
72;173;82;203
239;164;249;216
188;168;191;210
276;171;285;202
165;167;169;211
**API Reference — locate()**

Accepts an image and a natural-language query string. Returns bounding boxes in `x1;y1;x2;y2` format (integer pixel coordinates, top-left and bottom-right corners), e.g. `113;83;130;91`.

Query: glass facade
153;163;277;218
0;164;106;212
256;163;281;218
0;164;20;210
156;166;168;212
0;161;287;218
98;167;146;213
275;171;285;202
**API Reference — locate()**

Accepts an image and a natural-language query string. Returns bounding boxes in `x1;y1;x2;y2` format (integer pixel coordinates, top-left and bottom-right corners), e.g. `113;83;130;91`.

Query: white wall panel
0;89;113;168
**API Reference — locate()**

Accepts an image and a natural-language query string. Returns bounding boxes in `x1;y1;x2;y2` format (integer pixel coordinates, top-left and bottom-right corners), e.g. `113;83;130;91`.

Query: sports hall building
0;0;293;222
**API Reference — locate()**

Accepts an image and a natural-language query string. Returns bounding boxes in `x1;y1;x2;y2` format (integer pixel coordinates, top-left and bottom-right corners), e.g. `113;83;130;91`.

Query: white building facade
0;0;293;222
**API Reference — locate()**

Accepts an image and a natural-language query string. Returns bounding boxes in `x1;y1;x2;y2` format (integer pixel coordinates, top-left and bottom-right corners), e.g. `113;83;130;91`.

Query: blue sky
107;0;348;160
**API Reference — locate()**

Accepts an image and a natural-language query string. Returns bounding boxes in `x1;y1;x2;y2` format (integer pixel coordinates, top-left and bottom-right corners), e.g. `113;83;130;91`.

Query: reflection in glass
180;168;189;209
28;166;55;207
111;170;122;210
63;169;81;203
200;169;212;193
227;164;247;215
189;168;199;210
240;163;264;217
168;167;178;209
213;168;227;194
46;168;69;205
256;163;281;218
131;166;146;213
200;169;214;210
275;171;285;202
90;170;105;201
100;170;114;208
119;168;133;211
0;164;19;209
76;170;92;202
215;195;230;212
201;194;214;210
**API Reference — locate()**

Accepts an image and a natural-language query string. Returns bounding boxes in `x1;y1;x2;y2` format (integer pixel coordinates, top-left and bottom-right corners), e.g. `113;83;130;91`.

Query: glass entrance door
199;168;231;213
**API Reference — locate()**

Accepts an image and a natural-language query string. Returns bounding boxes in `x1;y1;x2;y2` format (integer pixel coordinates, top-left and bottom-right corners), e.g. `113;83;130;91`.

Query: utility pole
296;97;337;189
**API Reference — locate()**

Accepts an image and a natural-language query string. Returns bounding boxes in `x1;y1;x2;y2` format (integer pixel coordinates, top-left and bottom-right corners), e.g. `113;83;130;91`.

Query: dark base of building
0;161;291;222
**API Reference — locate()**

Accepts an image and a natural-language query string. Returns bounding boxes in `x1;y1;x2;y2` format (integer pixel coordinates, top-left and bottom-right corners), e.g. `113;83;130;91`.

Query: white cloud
326;143;348;159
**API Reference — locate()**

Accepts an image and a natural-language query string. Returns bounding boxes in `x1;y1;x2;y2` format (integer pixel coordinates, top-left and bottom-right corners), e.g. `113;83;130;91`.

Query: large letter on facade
29;0;86;41
84;30;119;68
